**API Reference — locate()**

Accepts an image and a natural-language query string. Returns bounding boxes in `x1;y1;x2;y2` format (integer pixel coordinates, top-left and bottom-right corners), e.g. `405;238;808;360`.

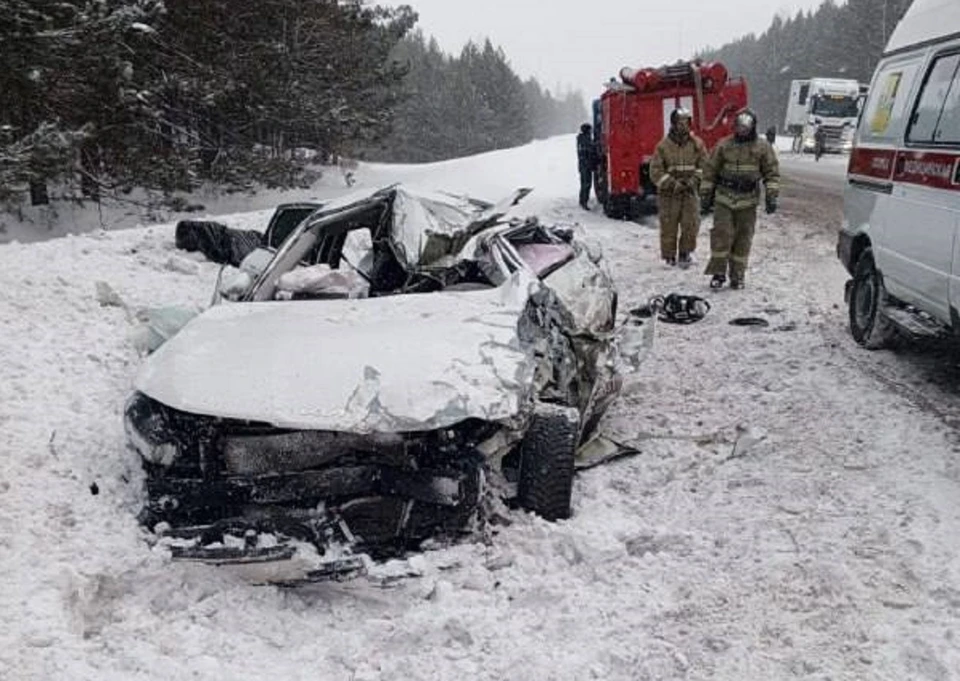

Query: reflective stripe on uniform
657;173;673;187
730;253;749;264
669;164;698;173
716;193;759;210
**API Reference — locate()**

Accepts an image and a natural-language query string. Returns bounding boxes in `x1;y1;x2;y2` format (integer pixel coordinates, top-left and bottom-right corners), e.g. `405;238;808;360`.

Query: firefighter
649;107;707;268
576;123;598;210
700;108;780;289
765;125;777;146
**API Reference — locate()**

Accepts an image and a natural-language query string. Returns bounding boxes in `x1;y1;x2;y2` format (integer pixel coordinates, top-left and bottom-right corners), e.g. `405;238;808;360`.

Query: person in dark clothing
765;125;777;146
814;124;826;161
576;123;598;210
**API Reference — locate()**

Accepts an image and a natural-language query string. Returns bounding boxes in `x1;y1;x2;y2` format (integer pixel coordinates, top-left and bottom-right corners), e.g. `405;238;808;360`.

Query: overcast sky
382;0;829;99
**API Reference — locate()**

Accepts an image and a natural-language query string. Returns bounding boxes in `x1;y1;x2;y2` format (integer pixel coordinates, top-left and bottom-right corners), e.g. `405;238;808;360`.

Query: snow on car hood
134;274;540;433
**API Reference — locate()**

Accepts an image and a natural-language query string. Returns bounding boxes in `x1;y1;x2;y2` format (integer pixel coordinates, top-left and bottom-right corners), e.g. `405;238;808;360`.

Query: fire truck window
862;58;920;143
907;53;960;144
798;83;809;106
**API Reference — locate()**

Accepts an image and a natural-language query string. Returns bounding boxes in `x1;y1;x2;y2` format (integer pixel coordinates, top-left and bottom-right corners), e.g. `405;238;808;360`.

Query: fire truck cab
592;60;749;219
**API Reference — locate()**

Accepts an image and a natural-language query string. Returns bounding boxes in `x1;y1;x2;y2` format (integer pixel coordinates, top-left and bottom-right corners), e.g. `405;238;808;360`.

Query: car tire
849;248;896;349
517;407;578;521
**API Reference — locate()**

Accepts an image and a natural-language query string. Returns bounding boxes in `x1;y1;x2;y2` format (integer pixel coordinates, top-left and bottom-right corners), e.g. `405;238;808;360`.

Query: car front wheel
849;248;896;349
517;407;578;521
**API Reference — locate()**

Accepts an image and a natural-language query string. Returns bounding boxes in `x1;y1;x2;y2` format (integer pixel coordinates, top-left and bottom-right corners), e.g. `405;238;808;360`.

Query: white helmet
670;107;693;126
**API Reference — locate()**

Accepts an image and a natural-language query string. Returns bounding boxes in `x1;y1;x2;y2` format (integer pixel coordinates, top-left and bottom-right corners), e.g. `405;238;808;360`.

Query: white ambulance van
838;0;960;348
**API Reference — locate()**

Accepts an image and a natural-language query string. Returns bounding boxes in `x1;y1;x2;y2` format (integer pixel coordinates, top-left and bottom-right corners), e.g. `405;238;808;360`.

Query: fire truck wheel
594;162;608;206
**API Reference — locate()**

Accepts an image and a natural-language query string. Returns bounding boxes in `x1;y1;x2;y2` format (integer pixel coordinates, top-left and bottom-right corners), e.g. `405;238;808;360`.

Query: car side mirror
238;247;275;278
214;247;275;302
218;269;253;302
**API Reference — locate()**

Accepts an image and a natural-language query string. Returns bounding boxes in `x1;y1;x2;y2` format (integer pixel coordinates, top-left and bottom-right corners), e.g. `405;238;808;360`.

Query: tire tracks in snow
818;322;960;439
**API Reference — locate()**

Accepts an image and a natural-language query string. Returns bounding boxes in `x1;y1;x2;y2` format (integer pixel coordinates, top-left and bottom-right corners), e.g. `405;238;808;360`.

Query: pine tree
698;0;916;134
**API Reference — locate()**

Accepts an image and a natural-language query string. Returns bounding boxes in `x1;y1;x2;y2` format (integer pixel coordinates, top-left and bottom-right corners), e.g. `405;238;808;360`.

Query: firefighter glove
765;196;778;214
660;176;678;193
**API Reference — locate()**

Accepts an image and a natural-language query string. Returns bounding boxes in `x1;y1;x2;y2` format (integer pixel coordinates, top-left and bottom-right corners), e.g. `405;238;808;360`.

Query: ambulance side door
886;49;960;322
849;55;923;290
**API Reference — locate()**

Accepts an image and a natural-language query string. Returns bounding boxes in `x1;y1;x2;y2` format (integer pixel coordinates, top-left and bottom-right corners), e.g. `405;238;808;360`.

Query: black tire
849;248;896;349
603;194;629;220
517;409;578;521
594;157;609;207
602;197;618;219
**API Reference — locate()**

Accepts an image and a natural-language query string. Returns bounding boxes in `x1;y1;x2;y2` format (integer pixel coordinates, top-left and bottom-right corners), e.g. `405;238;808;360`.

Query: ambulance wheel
849;248;896;350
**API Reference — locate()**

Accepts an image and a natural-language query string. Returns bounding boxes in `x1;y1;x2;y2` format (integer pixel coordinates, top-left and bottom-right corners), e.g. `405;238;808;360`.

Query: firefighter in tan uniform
700;109;780;289
649;107;707;268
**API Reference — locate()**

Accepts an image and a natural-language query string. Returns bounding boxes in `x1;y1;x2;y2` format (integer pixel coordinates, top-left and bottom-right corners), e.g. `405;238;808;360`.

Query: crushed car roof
290;183;532;269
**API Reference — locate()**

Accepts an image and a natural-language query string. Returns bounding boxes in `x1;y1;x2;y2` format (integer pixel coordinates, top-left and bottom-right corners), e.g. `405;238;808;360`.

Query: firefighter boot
678;252;692;269
710;274;726;289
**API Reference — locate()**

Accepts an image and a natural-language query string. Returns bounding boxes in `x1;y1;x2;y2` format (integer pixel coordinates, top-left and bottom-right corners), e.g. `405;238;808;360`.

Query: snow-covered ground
3;135;960;681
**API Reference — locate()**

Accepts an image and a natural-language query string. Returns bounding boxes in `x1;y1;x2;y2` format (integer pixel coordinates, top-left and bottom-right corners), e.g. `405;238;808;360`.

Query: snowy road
780;152;848;196
3;136;960;680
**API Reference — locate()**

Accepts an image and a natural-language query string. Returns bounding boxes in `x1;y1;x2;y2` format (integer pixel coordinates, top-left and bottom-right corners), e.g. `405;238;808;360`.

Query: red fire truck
592;60;749;219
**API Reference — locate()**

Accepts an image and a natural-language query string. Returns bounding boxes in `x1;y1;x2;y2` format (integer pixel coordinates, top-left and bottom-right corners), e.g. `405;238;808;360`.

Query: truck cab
785;77;862;154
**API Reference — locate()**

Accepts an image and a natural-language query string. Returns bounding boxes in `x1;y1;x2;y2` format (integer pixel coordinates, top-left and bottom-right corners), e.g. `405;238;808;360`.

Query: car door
849;54;922;303
927;45;960;319
884;49;960;321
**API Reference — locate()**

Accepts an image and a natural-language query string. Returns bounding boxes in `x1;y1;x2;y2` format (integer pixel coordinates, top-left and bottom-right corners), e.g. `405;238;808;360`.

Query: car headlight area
124;392;179;467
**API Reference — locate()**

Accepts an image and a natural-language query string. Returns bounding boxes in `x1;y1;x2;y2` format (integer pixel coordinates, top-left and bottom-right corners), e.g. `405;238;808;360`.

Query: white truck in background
784;77;863;153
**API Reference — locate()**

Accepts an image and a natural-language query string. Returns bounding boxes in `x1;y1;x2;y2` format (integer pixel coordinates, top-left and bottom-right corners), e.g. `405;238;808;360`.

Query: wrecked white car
124;185;651;581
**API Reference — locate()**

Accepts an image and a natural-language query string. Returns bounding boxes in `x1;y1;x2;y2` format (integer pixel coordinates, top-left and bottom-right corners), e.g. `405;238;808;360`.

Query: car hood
134;275;539;433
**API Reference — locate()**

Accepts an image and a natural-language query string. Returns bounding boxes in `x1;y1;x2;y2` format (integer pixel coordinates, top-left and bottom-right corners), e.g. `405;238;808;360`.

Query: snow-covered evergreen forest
0;1;587;214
